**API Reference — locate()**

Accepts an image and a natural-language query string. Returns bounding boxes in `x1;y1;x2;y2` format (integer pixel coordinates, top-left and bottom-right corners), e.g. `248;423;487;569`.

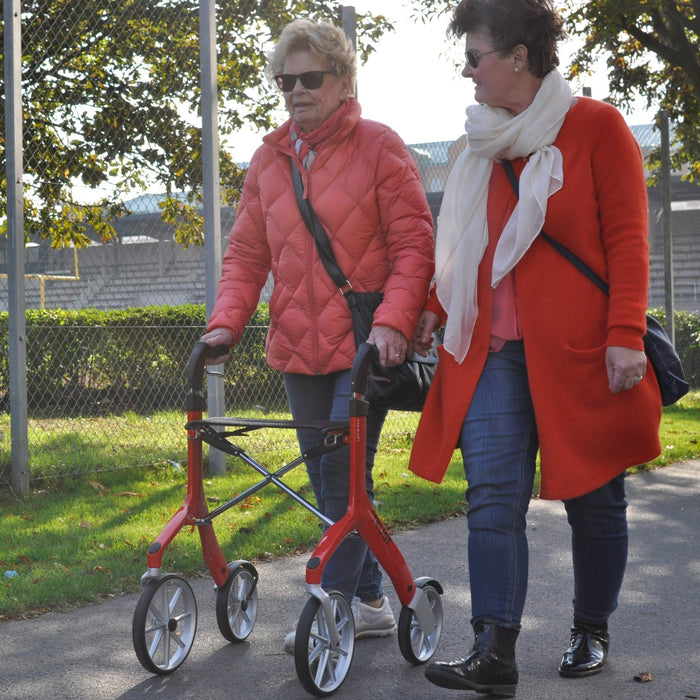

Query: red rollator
132;341;443;696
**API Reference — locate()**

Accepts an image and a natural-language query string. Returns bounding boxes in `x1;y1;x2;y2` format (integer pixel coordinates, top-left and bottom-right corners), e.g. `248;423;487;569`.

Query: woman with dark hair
409;0;661;695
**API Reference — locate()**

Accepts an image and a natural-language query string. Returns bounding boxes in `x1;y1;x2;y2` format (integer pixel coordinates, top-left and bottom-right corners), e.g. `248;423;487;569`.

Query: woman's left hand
606;346;647;394
367;326;408;367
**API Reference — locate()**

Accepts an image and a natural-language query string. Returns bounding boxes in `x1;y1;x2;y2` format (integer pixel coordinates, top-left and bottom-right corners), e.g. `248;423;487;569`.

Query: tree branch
623;8;700;99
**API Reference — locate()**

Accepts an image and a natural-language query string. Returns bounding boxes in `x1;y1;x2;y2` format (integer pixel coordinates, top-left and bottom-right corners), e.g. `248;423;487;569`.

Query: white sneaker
351;596;396;639
282;597;395;654
283;629;298;655
283;620;319;655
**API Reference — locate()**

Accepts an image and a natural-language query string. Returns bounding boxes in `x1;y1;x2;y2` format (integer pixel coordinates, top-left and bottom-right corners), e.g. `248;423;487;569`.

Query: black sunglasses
273;70;334;92
465;48;500;68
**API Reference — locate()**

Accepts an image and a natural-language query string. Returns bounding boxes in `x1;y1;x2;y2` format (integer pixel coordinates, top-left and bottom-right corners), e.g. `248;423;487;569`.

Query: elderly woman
410;0;661;695
201;18;434;652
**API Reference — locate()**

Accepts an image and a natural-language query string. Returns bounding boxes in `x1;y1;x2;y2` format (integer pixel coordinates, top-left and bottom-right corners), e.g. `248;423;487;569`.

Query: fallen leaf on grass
115;491;141;497
634;672;653;683
241;496;263;508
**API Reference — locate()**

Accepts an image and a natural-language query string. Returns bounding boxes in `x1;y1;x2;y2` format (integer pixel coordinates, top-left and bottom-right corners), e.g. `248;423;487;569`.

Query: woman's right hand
413;311;440;356
200;328;234;364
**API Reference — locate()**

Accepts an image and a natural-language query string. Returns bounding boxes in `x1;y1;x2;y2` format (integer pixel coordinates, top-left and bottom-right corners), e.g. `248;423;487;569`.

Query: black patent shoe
558;624;609;677
425;621;519;697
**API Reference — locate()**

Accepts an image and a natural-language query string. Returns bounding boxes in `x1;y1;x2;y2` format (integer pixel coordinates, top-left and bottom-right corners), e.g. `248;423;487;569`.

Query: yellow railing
1;246;80;309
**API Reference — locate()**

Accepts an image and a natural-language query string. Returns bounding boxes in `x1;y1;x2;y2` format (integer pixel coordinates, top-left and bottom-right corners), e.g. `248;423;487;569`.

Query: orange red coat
409;98;662;500
208;99;435;375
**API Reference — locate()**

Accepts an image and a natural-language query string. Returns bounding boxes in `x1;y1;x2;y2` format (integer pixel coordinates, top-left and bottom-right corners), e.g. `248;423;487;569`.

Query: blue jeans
458;340;628;630
284;370;387;603
564;474;628;627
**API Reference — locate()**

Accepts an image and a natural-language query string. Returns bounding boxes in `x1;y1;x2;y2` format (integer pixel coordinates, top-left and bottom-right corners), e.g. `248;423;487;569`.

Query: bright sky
229;0;656;161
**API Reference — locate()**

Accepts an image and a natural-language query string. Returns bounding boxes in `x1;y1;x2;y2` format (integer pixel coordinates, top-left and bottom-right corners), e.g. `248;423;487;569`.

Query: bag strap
501;159;610;297
290;160;352;293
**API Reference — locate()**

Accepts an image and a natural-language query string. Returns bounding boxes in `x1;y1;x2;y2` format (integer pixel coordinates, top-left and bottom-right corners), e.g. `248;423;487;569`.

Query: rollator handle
188;341;231;410
351;343;379;397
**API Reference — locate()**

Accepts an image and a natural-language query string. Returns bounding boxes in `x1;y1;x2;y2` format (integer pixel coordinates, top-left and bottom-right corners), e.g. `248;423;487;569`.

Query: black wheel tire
398;583;443;664
294;591;355;696
132;574;197;675
215;563;259;642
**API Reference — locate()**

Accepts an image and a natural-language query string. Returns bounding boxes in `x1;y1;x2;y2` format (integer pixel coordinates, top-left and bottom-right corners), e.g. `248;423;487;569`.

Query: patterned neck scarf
289;99;353;169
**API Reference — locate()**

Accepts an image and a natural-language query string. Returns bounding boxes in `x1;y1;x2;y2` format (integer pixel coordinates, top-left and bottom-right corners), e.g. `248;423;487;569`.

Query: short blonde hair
267;18;357;91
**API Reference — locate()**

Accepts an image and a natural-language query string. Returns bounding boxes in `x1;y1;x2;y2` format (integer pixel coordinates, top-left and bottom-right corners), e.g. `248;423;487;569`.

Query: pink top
490;269;522;351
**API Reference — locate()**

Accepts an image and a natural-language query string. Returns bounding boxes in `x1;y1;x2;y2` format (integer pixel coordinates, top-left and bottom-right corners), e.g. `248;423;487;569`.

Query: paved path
1;461;699;699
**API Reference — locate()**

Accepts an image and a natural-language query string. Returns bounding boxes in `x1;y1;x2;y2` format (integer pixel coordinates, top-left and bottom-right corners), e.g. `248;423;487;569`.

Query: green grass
0;410;187;481
1;393;698;620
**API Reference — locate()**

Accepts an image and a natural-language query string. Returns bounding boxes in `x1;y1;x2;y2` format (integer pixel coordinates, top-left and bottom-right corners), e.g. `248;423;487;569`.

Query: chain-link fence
0;1;422;489
2;1;699;490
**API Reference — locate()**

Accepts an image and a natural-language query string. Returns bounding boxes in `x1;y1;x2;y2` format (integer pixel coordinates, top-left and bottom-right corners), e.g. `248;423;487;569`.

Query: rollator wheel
398;582;443;664
215;562;259;642
294;590;355;697
132;574;197;675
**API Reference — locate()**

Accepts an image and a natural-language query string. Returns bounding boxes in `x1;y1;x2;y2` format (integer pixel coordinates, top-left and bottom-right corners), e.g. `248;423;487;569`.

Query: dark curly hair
448;0;566;78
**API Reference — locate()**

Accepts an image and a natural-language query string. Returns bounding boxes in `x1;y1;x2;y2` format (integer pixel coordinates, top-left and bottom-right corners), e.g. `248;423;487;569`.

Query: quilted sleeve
207;149;273;342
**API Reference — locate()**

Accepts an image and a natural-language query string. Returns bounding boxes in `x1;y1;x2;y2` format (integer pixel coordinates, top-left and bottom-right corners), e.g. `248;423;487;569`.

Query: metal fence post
200;0;226;474
341;5;357;47
4;0;29;493
342;4;358;97
658;110;676;344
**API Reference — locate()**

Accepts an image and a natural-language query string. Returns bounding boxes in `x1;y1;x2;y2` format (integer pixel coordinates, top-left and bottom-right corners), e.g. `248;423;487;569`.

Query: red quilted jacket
208;99;435;374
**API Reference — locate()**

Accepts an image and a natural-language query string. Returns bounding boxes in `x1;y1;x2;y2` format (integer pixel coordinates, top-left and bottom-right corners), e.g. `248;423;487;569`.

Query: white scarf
436;69;575;363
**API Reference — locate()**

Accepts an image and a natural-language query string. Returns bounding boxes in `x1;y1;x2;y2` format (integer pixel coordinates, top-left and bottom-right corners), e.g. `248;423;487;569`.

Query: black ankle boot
558;620;609;677
425;620;519;697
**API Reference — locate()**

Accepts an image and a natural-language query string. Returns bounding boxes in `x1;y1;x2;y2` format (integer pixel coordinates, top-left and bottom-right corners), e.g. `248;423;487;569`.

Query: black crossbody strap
290;160;352;292
501;159;610;296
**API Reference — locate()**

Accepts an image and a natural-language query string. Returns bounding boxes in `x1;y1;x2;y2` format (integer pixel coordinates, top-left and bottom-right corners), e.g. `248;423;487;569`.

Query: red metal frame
144;341;420;600
303;391;417;607
145;406;230;587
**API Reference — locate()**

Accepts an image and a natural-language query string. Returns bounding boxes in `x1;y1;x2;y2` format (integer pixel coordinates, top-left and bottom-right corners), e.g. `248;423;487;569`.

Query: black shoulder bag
501;159;688;406
290;161;437;411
